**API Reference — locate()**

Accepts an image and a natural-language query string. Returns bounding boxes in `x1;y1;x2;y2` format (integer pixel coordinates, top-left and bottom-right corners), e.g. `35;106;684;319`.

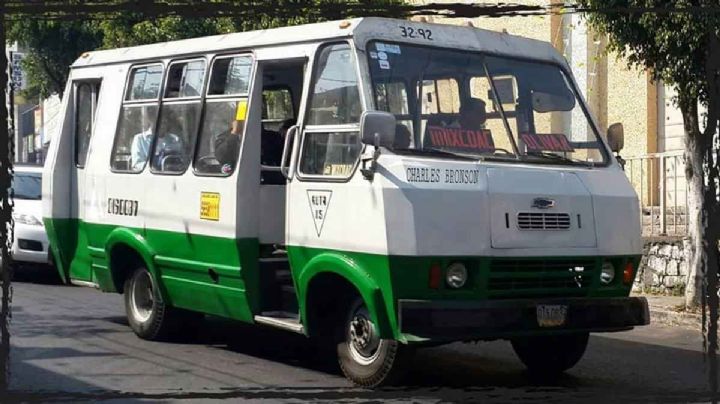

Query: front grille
517;212;571;230
488;259;595;299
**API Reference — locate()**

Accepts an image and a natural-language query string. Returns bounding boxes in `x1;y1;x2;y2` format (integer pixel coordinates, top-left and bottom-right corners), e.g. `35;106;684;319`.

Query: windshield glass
12;172;42;200
367;42;608;166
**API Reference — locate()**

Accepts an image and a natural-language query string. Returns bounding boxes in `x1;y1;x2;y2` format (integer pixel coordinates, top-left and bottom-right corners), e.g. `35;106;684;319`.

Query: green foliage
6;20;102;98
577;0;720;109
6;0;405;99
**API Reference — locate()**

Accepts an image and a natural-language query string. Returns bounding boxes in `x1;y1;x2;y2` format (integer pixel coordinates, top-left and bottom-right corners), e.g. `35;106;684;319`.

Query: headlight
600;261;615;285
13;213;42;226
446;262;468;289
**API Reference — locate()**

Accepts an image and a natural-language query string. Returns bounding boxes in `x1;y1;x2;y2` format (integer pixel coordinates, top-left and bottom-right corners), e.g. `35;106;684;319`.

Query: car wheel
337;297;412;387
124;265;200;340
511;333;589;375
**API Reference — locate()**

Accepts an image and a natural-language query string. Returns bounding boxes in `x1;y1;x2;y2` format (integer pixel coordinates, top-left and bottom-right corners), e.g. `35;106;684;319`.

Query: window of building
299;43;362;178
151;59;206;174
75;81;101;167
111;64;163;172
195;55;253;176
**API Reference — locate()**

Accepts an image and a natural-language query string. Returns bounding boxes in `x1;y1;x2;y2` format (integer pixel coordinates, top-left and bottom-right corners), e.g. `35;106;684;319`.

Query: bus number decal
200;192;221;221
307;190;332;237
399;26;433;41
107;198;139;217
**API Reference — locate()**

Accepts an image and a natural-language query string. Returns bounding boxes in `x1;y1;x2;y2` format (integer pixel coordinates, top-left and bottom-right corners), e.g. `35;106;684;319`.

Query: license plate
536;304;568;327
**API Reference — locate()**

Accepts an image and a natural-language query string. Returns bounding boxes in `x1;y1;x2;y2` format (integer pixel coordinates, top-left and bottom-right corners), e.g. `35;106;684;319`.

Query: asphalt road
4;266;718;403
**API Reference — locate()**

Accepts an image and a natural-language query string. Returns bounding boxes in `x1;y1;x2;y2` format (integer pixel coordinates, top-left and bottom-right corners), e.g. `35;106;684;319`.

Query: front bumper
399;297;650;342
12;223;51;264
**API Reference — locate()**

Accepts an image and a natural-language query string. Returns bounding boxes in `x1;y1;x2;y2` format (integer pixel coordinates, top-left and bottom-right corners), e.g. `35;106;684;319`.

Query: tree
6;0;404;99
577;0;720;374
6;20;102;99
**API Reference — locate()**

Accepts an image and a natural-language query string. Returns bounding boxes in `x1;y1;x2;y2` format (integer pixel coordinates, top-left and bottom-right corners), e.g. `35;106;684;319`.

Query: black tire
511;333;589;375
124;265;201;341
337;297;412;387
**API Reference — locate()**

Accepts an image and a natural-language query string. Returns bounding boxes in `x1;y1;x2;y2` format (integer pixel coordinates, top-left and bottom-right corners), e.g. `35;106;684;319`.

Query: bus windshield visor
367;42;608;166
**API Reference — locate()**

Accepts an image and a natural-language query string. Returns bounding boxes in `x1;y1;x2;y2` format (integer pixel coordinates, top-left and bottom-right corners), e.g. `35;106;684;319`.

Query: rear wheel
511;333;589;375
337;297;412;387
124;265;201;340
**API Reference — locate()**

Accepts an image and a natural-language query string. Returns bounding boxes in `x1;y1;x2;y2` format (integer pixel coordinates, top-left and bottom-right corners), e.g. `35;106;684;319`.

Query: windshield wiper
524;151;594;167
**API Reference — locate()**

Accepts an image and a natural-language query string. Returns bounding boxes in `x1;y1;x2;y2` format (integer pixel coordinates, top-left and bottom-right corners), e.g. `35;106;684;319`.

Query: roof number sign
399;26;433;41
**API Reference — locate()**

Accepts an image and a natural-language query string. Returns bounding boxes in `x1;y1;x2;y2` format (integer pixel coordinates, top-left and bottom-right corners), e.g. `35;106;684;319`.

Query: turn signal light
623;262;635;285
429;264;442;289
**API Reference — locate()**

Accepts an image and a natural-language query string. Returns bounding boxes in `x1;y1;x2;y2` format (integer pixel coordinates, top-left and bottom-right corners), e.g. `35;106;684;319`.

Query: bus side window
194;54;253;176
299;43;362;178
110;64;163;173
75;81;101;168
151;59;206;174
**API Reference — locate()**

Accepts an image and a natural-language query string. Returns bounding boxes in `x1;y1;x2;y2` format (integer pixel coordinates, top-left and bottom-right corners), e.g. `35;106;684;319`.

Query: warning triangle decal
307;190;333;237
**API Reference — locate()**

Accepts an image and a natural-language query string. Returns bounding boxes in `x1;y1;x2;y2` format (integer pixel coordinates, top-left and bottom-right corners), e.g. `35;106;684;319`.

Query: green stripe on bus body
43;217;259;322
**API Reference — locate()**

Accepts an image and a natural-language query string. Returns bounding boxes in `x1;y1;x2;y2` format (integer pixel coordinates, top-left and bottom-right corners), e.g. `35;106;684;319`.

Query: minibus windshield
367;42;608;166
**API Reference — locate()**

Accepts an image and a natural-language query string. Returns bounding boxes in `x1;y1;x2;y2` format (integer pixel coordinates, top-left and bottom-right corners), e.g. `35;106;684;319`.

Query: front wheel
511;333;589;375
337;298;412;387
124;265;201;340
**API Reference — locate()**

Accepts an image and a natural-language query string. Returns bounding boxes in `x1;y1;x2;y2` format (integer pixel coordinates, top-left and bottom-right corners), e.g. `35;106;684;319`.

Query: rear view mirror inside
532;91;575;113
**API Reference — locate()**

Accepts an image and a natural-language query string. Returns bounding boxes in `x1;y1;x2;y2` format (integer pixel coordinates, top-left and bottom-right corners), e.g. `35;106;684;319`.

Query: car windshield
367;42;608;166
12;172;42;200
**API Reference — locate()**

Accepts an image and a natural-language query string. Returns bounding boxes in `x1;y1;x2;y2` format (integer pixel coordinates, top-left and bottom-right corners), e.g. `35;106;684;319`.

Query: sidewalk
639;294;703;330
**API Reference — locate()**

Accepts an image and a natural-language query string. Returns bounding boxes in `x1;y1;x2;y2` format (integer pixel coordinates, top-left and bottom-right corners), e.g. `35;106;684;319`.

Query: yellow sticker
200;192;220;221
235;100;248;121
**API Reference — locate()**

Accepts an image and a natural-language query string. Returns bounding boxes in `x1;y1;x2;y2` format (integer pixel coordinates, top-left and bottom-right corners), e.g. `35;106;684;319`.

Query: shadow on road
11;263;63;285
7;281;719;402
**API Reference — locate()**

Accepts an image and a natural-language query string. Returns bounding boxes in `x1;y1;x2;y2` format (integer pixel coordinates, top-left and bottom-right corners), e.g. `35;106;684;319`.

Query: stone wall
635;237;690;295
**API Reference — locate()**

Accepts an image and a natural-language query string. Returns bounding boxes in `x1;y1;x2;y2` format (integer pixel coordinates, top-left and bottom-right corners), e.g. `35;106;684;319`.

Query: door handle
281;125;298;180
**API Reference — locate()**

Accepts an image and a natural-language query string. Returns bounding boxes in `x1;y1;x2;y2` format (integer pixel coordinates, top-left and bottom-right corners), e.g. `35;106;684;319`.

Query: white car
11;165;51;266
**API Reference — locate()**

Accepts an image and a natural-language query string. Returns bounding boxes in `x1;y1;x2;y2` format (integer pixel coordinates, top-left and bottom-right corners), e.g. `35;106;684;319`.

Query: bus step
254;312;304;334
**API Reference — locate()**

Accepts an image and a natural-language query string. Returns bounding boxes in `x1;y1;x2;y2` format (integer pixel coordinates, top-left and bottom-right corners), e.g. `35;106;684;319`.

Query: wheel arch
297;252;393;339
104;228;161;296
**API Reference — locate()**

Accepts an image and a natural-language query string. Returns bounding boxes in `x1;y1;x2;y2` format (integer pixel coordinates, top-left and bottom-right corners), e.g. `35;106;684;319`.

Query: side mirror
607;122;624;153
361;111;396;148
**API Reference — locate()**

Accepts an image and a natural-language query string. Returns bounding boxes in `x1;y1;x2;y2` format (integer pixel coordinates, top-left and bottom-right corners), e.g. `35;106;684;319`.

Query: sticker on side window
379;60;391;70
375;42;401;54
520;133;575;152
235;100;248;121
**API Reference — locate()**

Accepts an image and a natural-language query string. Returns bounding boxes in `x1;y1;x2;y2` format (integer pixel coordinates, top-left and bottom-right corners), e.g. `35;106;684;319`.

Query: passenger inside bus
212;119;244;173
394;123;412;149
129;108;158;171
150;127;185;171
456;98;487;130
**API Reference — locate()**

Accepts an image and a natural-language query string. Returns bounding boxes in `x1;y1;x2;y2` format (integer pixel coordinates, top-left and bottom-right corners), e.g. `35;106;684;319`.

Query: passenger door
68;80;101;282
285;42;387;266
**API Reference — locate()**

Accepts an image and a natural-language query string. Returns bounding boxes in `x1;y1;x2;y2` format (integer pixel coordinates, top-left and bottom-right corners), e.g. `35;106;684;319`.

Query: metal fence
624;151;688;237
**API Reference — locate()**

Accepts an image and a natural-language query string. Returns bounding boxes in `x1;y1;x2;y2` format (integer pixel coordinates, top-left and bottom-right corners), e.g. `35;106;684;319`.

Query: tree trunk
683;99;705;309
684;31;720;393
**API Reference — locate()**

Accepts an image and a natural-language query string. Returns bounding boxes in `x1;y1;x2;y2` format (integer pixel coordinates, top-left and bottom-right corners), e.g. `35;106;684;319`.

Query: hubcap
130;271;154;323
347;305;383;365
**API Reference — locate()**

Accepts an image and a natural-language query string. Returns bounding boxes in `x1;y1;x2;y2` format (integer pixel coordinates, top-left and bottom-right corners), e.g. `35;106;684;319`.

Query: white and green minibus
43;17;649;386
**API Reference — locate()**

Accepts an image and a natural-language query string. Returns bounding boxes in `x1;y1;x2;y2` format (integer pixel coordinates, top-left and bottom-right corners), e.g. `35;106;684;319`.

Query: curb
649;306;702;330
